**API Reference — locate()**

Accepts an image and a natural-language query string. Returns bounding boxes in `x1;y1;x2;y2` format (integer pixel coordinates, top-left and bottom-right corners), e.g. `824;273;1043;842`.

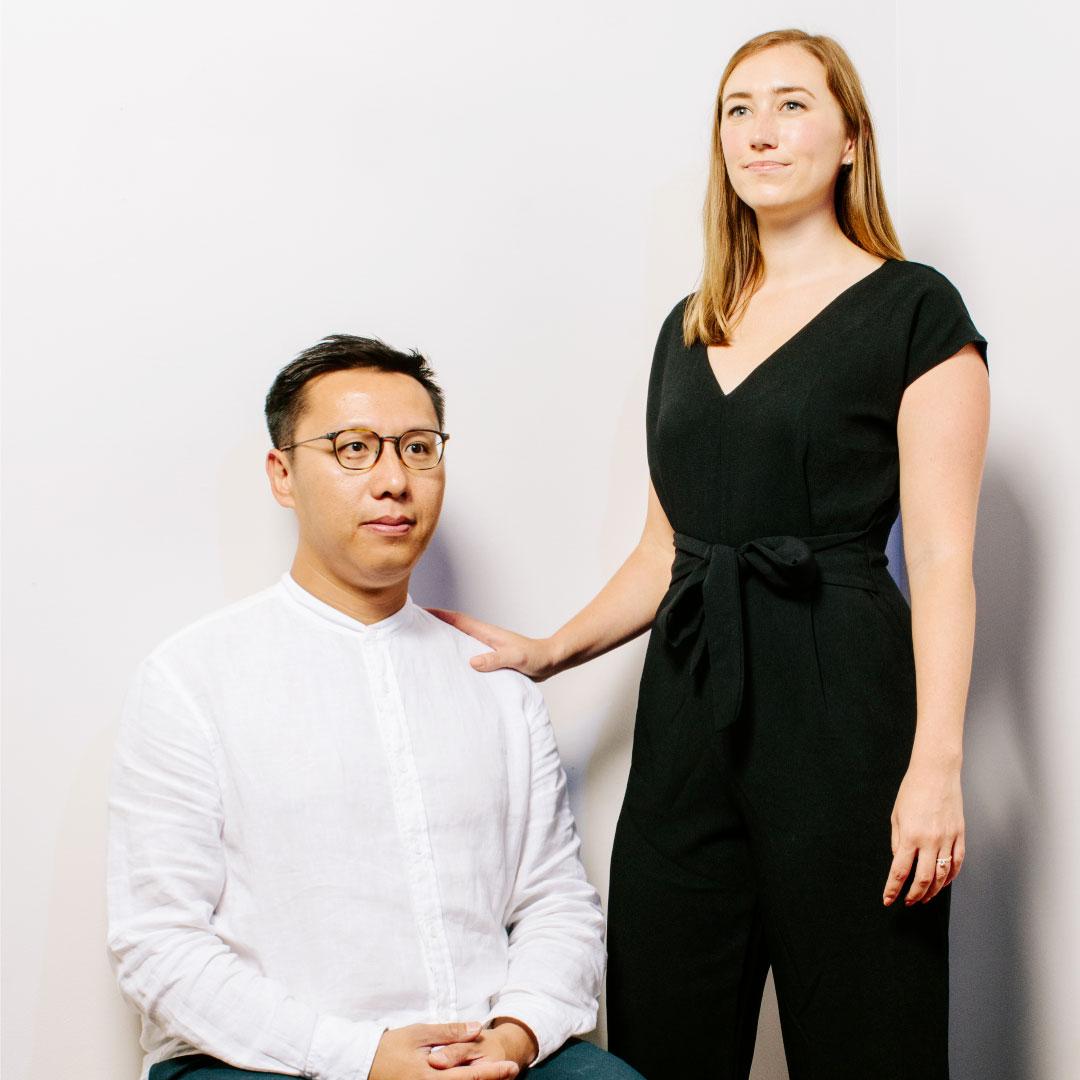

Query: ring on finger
936;856;952;872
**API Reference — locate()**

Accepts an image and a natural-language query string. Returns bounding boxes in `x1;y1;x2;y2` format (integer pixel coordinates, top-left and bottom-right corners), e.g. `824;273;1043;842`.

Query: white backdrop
3;2;1077;1078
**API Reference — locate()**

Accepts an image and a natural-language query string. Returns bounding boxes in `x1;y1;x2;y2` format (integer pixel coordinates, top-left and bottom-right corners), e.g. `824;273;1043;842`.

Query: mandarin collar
280;572;415;638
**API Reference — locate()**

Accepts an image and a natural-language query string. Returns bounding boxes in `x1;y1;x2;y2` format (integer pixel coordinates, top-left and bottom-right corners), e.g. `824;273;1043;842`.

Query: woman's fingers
470;649;521;673
884;836;965;906
922;851;952;903
427;608;504;647
883;843;916;906
904;848;939;905
427;609;536;670
944;835;965;887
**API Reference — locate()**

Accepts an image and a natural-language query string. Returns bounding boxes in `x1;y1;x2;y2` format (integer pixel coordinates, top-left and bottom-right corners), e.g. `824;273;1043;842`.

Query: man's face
267;368;445;596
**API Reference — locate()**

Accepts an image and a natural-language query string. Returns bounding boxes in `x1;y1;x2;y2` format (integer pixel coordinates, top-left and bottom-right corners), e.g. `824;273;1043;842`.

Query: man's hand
370;1022;520;1080
428;1019;539;1073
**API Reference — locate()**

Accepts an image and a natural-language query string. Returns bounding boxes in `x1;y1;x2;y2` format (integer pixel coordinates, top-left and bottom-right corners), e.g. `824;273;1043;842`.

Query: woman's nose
749;122;778;150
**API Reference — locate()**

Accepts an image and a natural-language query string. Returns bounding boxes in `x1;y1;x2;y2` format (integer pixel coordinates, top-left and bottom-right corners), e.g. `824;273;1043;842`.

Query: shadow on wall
891;466;1037;1080
408;533;462;612
950;465;1038;1080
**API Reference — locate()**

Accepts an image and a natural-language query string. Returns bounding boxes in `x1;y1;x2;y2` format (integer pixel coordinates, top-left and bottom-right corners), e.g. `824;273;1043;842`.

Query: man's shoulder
411;606;546;719
141;582;287;672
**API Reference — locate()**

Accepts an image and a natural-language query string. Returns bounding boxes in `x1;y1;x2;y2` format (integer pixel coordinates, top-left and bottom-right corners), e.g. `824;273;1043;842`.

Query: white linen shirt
107;574;605;1080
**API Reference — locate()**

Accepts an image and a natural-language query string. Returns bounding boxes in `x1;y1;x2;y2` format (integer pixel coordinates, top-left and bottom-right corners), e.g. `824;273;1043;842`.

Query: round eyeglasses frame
277;428;450;472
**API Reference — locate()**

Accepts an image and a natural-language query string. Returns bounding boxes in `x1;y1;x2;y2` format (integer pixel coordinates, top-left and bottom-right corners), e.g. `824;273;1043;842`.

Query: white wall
2;2;1075;1078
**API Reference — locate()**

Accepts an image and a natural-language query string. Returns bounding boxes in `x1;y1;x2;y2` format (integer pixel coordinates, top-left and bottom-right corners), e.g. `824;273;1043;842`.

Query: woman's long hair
683;29;904;347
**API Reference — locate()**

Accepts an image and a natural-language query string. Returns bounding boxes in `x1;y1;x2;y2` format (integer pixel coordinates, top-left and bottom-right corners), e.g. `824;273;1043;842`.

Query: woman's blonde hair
683;29;903;347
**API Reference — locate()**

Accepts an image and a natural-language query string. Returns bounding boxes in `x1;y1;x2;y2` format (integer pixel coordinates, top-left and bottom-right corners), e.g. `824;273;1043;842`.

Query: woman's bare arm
882;342;989;905
431;482;674;680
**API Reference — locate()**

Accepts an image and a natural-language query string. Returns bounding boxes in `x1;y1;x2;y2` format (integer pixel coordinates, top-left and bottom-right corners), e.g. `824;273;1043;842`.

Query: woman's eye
781;100;805;111
727;105;749;118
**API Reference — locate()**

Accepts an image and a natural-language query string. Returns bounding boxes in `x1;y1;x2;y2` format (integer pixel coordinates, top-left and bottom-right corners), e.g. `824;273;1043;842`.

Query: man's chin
344;541;427;589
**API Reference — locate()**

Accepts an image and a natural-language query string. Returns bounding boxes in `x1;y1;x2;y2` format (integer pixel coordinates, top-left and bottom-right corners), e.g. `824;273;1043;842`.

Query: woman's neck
754;207;863;289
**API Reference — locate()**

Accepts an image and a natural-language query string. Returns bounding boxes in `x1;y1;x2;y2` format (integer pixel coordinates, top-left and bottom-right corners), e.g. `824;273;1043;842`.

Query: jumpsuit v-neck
605;259;987;1080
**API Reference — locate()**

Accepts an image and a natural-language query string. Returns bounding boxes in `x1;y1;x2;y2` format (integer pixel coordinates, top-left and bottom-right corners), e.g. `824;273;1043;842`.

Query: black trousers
606;695;951;1080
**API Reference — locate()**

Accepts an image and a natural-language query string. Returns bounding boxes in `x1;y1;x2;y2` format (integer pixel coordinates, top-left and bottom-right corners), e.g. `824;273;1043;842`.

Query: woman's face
719;44;854;220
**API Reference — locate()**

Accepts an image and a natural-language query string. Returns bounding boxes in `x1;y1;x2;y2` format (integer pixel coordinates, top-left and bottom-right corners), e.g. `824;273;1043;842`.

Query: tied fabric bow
655;532;852;732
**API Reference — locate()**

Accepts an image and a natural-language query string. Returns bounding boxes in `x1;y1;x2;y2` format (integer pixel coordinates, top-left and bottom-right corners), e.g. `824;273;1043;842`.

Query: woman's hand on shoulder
427;609;560;682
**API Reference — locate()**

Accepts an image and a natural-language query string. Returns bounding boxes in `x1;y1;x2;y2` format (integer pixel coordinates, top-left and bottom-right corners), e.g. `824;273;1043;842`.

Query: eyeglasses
278;428;450;472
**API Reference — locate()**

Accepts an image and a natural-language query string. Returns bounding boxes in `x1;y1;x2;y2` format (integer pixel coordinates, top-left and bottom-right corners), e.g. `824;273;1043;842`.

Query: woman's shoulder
660;294;694;333
881;258;971;302
884;260;987;385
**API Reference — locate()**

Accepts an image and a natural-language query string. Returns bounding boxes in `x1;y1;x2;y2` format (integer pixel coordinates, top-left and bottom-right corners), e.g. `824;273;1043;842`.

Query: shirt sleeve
903;268;988;390
106;658;384;1080
483;692;606;1063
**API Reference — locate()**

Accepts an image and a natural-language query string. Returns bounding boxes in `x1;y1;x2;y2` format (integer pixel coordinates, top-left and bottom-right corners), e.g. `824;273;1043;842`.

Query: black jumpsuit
606;259;987;1080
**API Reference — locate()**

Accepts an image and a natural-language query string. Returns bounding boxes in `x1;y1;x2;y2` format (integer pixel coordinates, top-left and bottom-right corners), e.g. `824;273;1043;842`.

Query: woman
436;29;988;1080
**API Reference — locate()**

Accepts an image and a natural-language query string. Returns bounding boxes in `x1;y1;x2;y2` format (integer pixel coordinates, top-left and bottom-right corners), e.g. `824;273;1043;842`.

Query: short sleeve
645;297;690;488
904;269;988;390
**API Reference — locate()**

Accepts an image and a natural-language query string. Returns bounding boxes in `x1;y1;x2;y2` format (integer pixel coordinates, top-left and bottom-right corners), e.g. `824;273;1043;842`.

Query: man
107;336;639;1080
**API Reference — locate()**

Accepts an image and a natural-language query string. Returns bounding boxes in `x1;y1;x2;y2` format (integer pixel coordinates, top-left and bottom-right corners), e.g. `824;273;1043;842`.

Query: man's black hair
265;334;446;449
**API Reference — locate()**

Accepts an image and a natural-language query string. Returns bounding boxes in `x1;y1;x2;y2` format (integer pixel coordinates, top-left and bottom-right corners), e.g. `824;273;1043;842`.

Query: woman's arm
882;342;990;906
431;481;674;680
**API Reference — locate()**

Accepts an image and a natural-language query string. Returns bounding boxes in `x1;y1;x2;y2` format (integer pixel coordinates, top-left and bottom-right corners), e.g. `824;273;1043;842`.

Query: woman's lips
363;518;414;536
745;161;789;172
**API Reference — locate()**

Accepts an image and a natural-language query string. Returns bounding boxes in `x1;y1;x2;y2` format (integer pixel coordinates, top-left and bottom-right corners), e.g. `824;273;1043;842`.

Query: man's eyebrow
721;85;817;105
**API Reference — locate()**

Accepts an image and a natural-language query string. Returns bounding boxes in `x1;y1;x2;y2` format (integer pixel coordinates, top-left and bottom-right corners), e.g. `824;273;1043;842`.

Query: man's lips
362;516;415;536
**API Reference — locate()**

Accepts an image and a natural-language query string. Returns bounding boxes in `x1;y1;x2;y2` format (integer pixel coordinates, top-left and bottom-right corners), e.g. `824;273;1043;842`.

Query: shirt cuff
484;993;593;1065
305;1014;385;1080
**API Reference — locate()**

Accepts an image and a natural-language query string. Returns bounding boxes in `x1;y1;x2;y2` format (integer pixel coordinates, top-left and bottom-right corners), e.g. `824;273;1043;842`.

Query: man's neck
289;553;409;626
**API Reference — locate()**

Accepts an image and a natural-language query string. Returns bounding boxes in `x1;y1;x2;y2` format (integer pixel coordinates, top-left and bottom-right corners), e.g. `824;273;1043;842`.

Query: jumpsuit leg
606;797;770;1080
734;581;952;1079
735;744;951;1080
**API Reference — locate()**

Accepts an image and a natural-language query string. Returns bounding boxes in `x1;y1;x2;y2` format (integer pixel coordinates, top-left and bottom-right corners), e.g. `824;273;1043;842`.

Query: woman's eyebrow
722;84;817;106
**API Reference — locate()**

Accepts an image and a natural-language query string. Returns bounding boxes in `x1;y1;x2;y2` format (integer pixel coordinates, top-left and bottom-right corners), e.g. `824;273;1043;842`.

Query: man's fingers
443;1063;519;1080
905;848;938;905
416;1021;483;1047
428;1042;482;1069
883;844;916;906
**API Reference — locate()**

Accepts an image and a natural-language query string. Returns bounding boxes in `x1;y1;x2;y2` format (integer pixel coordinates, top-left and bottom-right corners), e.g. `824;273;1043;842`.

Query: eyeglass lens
333;430;444;471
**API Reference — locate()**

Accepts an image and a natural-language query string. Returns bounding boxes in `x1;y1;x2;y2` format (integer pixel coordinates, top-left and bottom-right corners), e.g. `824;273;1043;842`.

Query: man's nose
369;440;409;496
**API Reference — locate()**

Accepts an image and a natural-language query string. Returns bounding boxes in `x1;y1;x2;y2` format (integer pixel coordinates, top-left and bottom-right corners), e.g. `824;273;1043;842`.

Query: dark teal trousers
148;1041;644;1080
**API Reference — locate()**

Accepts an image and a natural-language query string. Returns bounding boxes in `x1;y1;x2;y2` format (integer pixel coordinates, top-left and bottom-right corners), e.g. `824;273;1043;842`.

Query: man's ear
266;449;296;509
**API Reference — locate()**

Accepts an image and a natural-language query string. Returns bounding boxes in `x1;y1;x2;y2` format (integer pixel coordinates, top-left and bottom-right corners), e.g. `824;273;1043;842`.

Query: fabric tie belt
655;529;884;732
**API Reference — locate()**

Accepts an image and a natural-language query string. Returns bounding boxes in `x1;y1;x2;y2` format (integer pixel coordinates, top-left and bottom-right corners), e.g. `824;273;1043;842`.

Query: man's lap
532;1039;644;1078
148;1041;644;1080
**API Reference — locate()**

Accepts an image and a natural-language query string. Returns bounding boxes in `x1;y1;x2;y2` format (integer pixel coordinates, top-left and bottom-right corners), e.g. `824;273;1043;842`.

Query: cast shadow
408;533;462;611
891;465;1038;1080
